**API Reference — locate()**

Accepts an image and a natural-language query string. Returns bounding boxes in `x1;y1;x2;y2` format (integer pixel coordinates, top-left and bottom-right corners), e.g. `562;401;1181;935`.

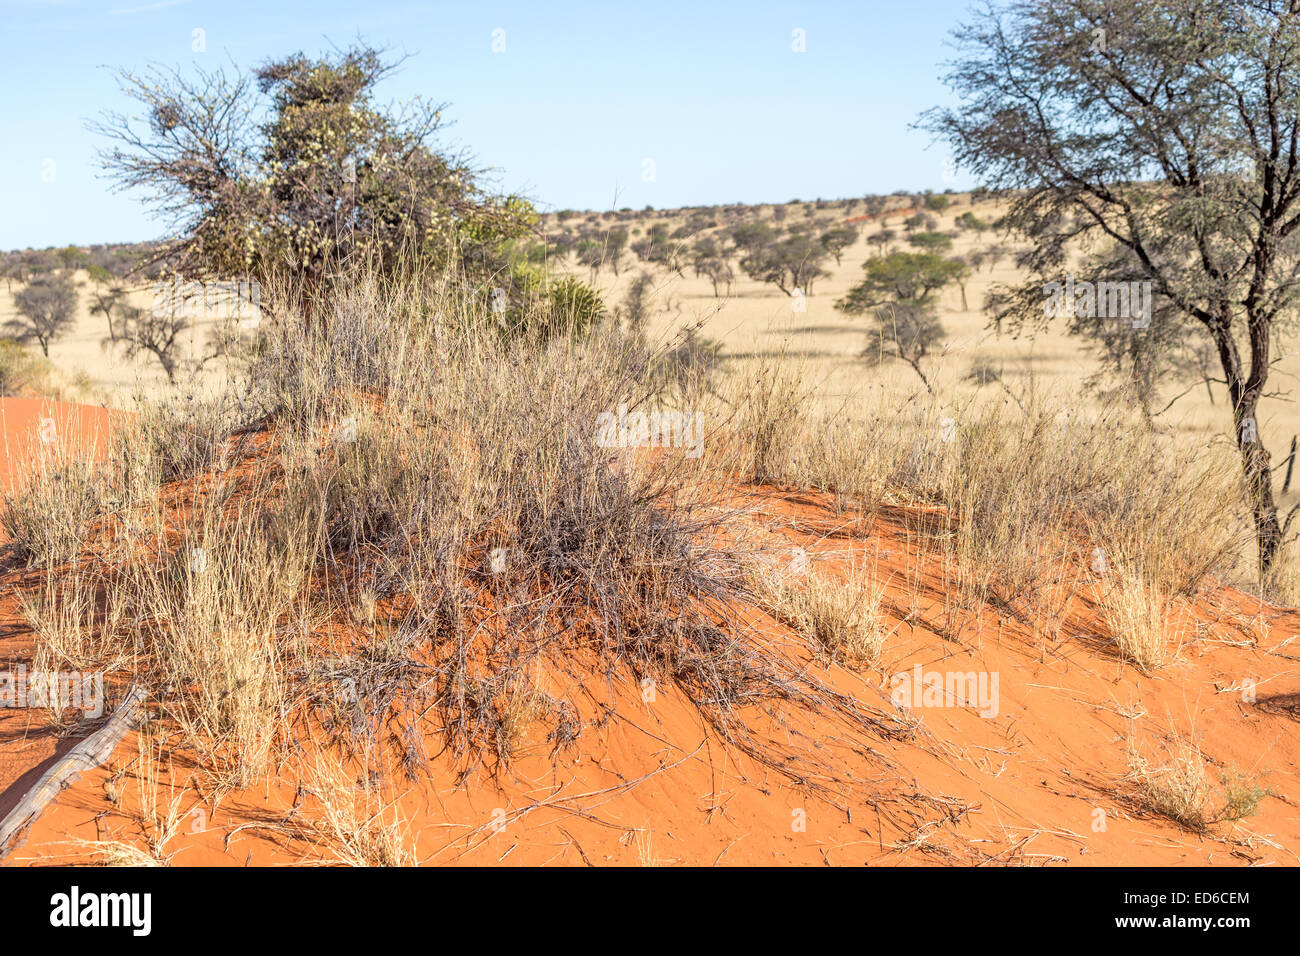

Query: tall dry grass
0;250;1263;806
3;262;918;794
773;386;1246;640
1;443;103;568
753;560;890;666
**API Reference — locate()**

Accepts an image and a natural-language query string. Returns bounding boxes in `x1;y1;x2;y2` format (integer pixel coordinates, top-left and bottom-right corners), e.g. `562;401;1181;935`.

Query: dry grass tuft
1;445;103;567
1098;549;1173;673
65;839;169;867
1127;740;1211;831
19;565;132;674
299;756;418;866
1126;737;1272;830
755;560;890;665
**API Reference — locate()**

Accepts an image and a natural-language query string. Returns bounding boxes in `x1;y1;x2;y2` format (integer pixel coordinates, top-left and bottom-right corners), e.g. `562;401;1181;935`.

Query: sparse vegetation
8;272;79;356
5;12;1300;872
755;561;890;665
924;0;1300;577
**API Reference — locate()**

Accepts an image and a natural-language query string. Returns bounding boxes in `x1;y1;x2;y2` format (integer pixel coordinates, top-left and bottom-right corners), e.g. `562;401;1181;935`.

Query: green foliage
545;275;606;338
603;227;629;275
1217;771;1272;823
729;222;775;253
95;44;531;301
739;233;829;295
903;213;934;233
819;225;860;265
57;246;88;270
689;237;733;296
836;251;966;316
836;251;966;391
492;270;606;343
907;231;954;253
859;305;946;385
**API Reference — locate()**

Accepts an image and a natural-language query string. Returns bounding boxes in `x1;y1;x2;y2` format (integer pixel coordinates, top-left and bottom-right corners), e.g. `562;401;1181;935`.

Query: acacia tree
739;233;829;295
907;231;955;254
1066;243;1227;422
950;254;974;311
575;237;605;282
692;238;734;296
104;304;188;384
868;228;896;256
604;227;629;276
631;223;685;275
729;222;775;258
836;251;966;392
903;213;935;234
8;273;79;356
819;225;860;266
921;0;1300;574
85;265;132;340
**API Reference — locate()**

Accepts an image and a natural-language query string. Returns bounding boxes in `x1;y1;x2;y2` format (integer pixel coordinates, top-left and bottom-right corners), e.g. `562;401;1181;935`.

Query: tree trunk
1238;395;1283;575
0;684;146;858
1206;308;1279;574
1217;314;1282;576
907;358;935;395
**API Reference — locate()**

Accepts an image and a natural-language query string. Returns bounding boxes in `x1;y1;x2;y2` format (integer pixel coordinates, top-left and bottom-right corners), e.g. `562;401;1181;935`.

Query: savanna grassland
1;199;1298;867
3;12;1300;870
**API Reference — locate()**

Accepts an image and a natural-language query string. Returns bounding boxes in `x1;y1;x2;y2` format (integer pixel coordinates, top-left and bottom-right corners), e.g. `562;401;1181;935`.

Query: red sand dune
0;398;122;494
1;408;1299;866
0;398;124;849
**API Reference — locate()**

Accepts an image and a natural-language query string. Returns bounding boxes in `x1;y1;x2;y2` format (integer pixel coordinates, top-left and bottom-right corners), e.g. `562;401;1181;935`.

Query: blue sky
0;0;977;249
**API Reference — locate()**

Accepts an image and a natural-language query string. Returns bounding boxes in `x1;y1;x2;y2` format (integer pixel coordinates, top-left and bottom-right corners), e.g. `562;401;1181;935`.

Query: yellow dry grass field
548;196;1300;518
0;279;235;402
8;192;1300;562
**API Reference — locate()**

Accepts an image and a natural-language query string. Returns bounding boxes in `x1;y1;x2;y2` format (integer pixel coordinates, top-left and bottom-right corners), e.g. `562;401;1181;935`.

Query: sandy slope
0;414;1296;866
0;398;122;850
0;398;121;493
2;211;1299;865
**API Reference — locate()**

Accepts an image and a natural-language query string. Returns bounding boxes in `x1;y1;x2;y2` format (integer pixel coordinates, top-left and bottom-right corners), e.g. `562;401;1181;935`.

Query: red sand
0;398;122;494
0;398;124;849
1;409;1299;866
